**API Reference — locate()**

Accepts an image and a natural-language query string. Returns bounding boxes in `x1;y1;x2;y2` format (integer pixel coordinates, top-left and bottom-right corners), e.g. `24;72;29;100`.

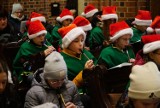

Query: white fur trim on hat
80;23;92;31
62;27;86;48
28;30;47;39
31;16;46;22
143;40;160;54
155;28;160;34
60;15;74;22
85;9;98;18
81;12;85;17
110;28;133;42
128;62;160;99
101;14;118;21
134;18;152;26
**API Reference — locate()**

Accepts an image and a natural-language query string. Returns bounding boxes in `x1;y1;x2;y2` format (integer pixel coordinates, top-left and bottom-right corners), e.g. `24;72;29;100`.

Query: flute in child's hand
60;94;66;107
81;50;90;60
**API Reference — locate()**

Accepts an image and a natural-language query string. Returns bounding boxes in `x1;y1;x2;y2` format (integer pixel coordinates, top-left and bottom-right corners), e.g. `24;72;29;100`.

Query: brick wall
2;0;149;24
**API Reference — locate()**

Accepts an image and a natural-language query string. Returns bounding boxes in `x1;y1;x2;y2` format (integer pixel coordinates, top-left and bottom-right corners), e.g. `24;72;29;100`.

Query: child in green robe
98;21;135;69
13;20;55;82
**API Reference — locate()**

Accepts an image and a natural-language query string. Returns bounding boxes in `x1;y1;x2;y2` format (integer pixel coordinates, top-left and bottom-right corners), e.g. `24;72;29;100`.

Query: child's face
0;17;7;31
149;49;160;65
68;35;84;54
115;34;131;50
0;72;7;94
136;25;148;32
47;78;65;89
32;34;45;46
62;19;72;27
132;99;160;108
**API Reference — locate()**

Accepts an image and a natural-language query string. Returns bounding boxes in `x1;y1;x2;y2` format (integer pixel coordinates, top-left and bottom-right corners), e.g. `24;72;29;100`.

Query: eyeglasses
49;79;65;84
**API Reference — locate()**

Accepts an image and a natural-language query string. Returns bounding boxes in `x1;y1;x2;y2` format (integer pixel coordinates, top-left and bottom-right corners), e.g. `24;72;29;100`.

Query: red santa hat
133;10;152;26
109;21;133;42
141;34;160;54
72;16;92;31
101;6;118;21
59;8;74;23
82;4;98;18
147;16;160;34
28;12;46;22
58;24;86;48
27;20;47;39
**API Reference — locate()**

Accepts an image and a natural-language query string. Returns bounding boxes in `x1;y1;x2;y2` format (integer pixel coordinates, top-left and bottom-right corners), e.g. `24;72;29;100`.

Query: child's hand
44;46;55;56
84;60;94;70
129;58;135;63
65;102;76;108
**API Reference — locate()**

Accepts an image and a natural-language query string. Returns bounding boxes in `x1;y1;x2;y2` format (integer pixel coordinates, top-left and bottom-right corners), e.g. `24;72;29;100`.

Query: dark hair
0;58;8;75
0;6;8;18
91;11;102;28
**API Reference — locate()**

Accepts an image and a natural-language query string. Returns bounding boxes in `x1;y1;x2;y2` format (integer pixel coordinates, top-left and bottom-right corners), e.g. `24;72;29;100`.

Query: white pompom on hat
58;24;86;49
147;16;160;34
128;62;160;99
12;3;23;14
44;51;67;80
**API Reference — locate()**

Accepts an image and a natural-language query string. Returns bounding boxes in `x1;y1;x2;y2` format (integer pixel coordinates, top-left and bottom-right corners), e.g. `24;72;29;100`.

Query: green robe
130;27;144;44
89;26;105;50
13;40;51;81
98;45;135;69
51;25;62;46
61;49;97;80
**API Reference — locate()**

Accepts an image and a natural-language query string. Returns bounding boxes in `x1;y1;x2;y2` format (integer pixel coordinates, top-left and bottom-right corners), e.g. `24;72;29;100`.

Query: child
101;6;118;42
58;24;96;108
24;51;83;108
130;10;152;54
58;24;96;87
72;16;92;50
51;8;74;50
13;20;55;82
0;57;22;108
128;61;160;108
147;15;160;34
98;21;135;69
130;10;152;44
134;34;160;66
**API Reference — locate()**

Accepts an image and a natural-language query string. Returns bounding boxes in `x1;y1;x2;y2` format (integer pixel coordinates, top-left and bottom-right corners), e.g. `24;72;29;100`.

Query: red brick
125;12;136;17
128;7;137;12
125;2;136;7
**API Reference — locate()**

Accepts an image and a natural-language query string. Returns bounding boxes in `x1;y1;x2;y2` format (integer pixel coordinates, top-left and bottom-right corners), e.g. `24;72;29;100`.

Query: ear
148;52;155;60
